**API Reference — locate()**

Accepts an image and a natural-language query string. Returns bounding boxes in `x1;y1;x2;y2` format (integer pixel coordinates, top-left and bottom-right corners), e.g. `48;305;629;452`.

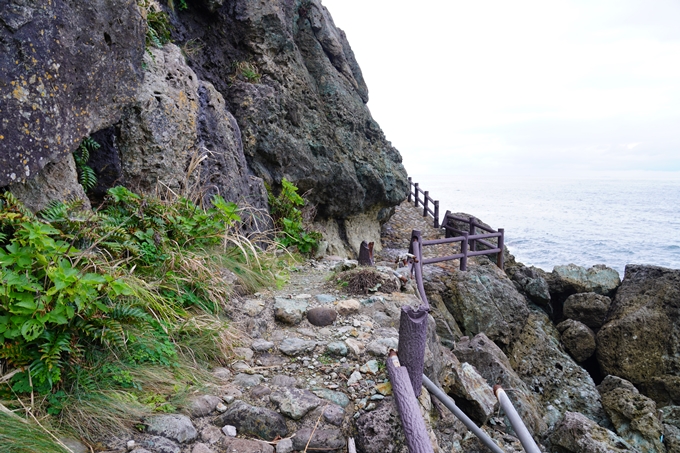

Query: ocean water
416;173;680;277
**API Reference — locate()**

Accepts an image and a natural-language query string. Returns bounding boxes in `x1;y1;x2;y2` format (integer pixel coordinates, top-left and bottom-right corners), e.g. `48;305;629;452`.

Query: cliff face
0;0;408;254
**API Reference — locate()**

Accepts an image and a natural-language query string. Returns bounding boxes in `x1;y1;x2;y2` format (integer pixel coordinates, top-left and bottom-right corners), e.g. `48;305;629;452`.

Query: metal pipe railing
422;375;505;453
494;386;541;453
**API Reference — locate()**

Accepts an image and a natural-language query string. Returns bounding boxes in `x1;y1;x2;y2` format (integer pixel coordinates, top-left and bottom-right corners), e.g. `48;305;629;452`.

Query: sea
415;173;680;277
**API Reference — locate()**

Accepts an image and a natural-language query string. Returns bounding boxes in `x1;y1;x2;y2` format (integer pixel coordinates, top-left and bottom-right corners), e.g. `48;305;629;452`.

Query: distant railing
441;211;505;270
408;177;440;228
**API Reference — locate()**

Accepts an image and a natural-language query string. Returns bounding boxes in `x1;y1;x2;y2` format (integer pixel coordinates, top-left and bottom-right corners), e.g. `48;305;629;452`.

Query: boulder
269;387;322;420
0;0;144;187
145;414;197;443
443;356;498;424
505;262;551;306
596;265;680;405
291;428;345;452
173;0;409;255
557;319;597;362
563;292;612;329
214;400;287;441
273;298;309;325
437;260;530;347
508;310;606;429
546;263;620;321
549;411;637;453
598;375;666;453
453;333;547;436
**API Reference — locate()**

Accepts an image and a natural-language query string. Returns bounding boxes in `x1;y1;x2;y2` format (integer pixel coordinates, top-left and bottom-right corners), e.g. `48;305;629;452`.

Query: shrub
267;178;321;254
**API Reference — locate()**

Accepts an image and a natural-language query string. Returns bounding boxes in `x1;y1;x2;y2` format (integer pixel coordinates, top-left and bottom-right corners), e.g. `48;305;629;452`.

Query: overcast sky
322;0;680;178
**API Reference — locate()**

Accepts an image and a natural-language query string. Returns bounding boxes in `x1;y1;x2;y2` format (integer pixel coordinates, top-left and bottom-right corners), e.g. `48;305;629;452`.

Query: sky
322;0;680;178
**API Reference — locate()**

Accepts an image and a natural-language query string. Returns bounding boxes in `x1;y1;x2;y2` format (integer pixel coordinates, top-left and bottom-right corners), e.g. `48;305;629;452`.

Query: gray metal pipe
421;375;505;453
494;386;541;453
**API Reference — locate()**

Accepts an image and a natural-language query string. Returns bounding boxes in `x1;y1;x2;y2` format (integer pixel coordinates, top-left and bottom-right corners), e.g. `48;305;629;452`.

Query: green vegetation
139;0;173;49
0;186;283;442
231;61;262;84
73;137;99;192
268;178;322;255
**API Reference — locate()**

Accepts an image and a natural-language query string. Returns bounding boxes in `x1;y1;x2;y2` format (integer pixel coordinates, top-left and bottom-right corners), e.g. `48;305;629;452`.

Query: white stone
222;425;237;437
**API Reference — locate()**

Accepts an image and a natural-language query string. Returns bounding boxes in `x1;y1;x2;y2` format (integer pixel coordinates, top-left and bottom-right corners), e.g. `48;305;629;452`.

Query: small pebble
216;403;228;412
222;425;237;437
127;440;135;451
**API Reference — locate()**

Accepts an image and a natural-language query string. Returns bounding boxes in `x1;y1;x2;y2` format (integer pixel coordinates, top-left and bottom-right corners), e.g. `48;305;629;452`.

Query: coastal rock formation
549;411;636;453
597;265;680;405
557;318;597;363
0;0;145;186
563;292;612;329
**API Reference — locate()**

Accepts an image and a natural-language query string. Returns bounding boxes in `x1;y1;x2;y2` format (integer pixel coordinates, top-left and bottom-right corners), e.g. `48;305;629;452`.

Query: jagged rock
563;292;612;329
0;0;144;187
251;339;275;352
200;425;224;445
279;337;316;356
366;337;399;356
214;400;288;441
174;0;408;254
140;437;180;453
354;399;407;453
222;438;274;453
232;373;263;388
186;394;223;417
557;319;597;362
453;333;547;436
663;424;680;452
598;375;666;453
549;411;636;452
661;406;680;427
145;414;197;443
546;263;620;320
336;299;361;316
307;306;338;326
9;153;90;213
273;298;309;325
596;265;680;405
436;260;530;347
506;262;551;306
291;428;345;452
269;387;322;420
426;292;463;348
312;389;351;408
446;358;497;424
321;404;345;426
508;310;606;428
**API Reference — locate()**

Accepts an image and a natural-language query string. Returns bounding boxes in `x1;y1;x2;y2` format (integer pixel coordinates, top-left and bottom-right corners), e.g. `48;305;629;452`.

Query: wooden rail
408;177;440;228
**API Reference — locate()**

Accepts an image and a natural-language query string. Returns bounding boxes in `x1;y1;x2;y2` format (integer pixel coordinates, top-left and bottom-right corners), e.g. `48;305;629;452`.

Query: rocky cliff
0;0;408;254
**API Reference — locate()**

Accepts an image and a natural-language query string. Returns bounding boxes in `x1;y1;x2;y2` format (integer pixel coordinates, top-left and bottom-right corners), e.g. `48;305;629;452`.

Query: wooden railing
408;177;440;228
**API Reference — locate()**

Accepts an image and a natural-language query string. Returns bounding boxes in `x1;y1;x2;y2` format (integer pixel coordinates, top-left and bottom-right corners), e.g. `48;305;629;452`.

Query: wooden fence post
387;352;435;453
469;217;476;252
397;305;429;397
408;177;412;202
433;201;439;228
444;211;451;238
413;183;419;207
497;228;505;269
460;232;468;271
423;191;429;217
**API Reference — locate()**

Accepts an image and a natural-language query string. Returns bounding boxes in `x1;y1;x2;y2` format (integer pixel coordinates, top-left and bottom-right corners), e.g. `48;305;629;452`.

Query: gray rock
243;299;266;317
273;298;309;325
140;436;180;453
130;449;153;453
279;337;317;356
563;292;612;328
355;399;407;453
661;406;680;428
312;389;351;408
347;370;362;386
221;425;237;437
271;375;298;388
270;387;322;420
598;375;666;453
345;338;365;356
326;341;349;356
360;360;380;375
222;438;274;453
596;265;680;405
506;263;551;306
558;319;597;362
437;261;530;346
316;294;337;304
9;154;91;213
0;0;144;188
291;428;345;452
233;347;254;362
366;337;399;356
251;339;275;352
307;306;338;326
145;414;197;443
187;394;223;417
191;443;214;453
322;404;345;426
553;263;621;296
233;373;263;388
200;425;224;445
664;424;680;452
251;385;272;398
447;360;497;424
214;400;288;441
508;311;606;429
276;437;294;453
549;411;636;452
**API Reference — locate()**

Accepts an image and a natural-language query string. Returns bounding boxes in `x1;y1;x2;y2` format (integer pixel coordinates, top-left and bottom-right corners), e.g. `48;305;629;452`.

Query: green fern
73;137;100;191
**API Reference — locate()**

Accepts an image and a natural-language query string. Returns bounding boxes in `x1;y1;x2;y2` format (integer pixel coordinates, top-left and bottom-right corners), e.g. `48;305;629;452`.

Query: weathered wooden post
469;217;476;252
460;232;468;271
397;305;429;397
433;201;439;228
496;228;505;269
443;211;451;238
387;351;434;453
408;177;412;202
358;241;374;266
413;183;419;207
423;191;429;217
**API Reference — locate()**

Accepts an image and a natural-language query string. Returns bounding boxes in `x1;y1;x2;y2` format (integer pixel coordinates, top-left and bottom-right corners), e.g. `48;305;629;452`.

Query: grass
0;412;71;453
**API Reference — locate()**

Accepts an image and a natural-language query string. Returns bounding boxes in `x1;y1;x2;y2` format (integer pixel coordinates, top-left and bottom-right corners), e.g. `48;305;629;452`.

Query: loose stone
307;306;338;326
337;299;361;316
222;425;237;437
251;339;275;352
279;337;317;356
